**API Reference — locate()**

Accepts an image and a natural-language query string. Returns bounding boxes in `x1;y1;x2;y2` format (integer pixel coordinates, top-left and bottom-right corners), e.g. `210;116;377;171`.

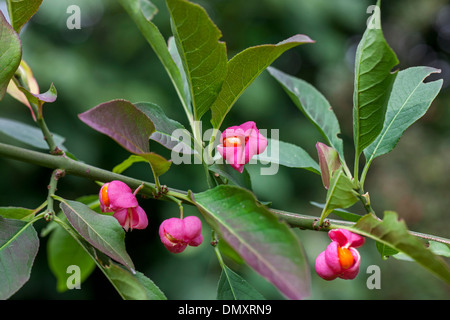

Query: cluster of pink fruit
98;121;365;280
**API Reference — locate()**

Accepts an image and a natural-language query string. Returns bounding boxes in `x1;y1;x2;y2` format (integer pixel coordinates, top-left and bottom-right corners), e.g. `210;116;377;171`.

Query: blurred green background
0;0;449;299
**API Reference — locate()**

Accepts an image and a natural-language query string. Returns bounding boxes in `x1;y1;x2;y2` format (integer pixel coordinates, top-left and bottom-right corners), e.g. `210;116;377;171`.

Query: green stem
166;195;184;219
359;158;373;191
13;75;60;154
1;142;449;245
212;231;226;269
353;151;360;186
35;110;59;154
45;169;64;220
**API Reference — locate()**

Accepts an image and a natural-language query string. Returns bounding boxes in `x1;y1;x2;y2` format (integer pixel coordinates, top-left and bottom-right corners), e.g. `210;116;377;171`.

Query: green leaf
209;163;252;190
133;271;167;300
0;206;35;221
210;35;314;129
428;241;450;258
6;0;42;33
0;217;39;300
217;265;265;300
267;67;344;158
348;211;450;284
47;222;96;292
320;167;359;221
135;102;196;154
113;152;172;177
168;36;192;114
353;1;399;155
363;67;442;163
139;0;158;21
113;154;148;174
59;198;135;272
0;11;22;101
17;82;57;117
192;185;310;300
316;142;341;189
375;241;399;259
0;117;66;150
310;201;361;223
118;0;190;116
256;139;320;174
217;239;244;265
140;152;172;177
166;0;227;120
54;214;166;300
102;262;167;300
79;100;174;178
6;60;40;119
114;153;171;178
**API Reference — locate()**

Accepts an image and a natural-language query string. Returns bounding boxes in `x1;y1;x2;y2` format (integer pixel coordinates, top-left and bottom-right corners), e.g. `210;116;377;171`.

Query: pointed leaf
166;0;227;120
47;223;96;292
113;152;172;177
364;67;442;163
267;67;344;158
118;0;190;115
209;163;252;190
192;185;311;300
59;199;135;272
139;0;158;21
102;262;167;300
17;82;57;106
0;217;39;300
353;1;399;155
78;99;155;154
256;139;320;174
211;35;314;129
217;265;265;300
0;207;35;221
310;201;362;223
55;216;166;300
0;11;22;101
135;102;196;154
113;154;148;174
168;36;192;114
114;153;172;178
348;211;450;284
6;0;42;33
316;142;341;189
320;167;359;221
6;60;40;119
140;152;172;177
375;241;399;259
428;241;450;258
0;117;66;150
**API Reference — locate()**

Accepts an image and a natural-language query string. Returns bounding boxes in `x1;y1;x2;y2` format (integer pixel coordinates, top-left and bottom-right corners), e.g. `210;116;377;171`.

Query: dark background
0;0;449;299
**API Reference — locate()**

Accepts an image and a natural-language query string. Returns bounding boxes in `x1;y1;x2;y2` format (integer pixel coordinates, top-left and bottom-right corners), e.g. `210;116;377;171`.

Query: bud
316;142;341;189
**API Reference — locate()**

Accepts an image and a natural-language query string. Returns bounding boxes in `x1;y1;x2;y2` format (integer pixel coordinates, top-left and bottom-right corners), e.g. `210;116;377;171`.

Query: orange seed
338;246;354;269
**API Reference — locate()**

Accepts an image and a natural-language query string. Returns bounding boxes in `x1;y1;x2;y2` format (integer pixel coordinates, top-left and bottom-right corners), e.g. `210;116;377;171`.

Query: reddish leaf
79;99;155;154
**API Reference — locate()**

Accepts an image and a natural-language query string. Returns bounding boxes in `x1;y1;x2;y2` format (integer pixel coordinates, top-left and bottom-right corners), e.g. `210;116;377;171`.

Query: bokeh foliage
0;0;449;299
